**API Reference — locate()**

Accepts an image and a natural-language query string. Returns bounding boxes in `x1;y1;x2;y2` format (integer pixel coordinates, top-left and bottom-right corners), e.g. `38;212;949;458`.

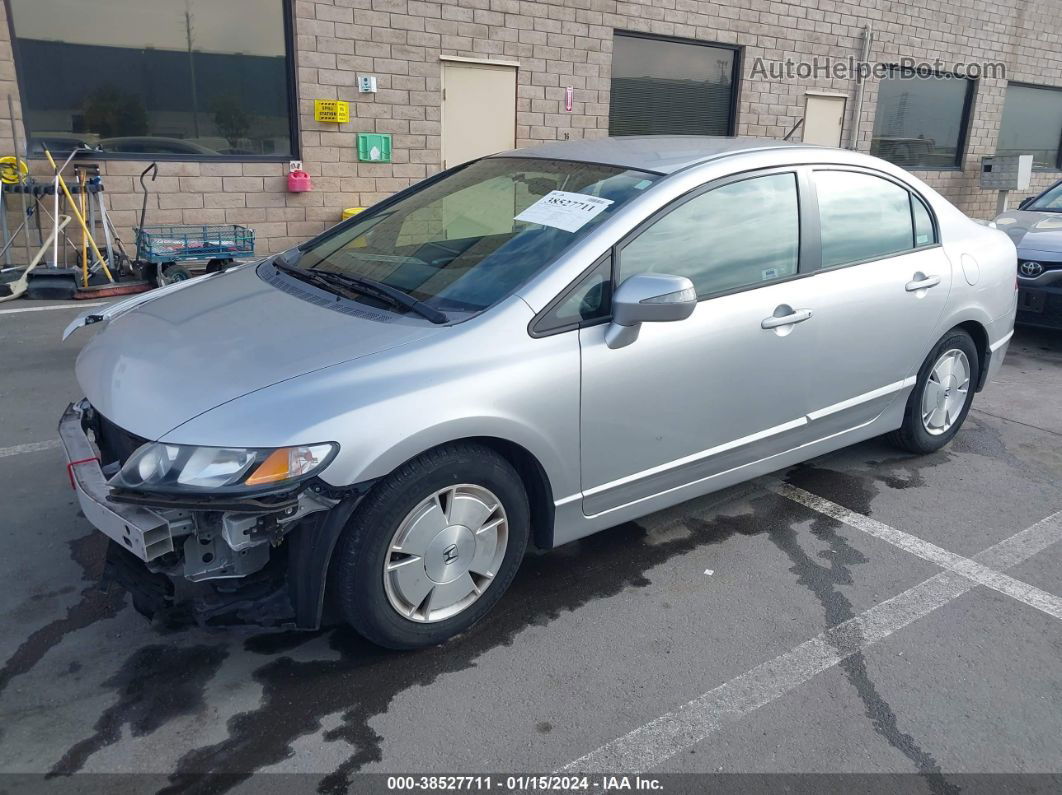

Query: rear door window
815;170;916;267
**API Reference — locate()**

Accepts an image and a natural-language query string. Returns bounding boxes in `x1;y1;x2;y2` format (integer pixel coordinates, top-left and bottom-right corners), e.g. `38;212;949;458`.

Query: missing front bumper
59;401;367;630
59;402;174;562
103;538;296;628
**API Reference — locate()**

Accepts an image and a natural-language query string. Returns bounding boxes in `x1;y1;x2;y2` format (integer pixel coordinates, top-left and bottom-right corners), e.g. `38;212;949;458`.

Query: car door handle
905;273;941;292
761;308;813;329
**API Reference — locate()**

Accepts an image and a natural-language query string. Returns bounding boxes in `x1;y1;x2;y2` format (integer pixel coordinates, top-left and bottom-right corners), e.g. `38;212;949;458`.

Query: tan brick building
0;0;1060;260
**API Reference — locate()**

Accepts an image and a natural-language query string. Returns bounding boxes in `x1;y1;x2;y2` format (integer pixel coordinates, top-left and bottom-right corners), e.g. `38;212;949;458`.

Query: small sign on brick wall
357;133;392;163
314;99;350;123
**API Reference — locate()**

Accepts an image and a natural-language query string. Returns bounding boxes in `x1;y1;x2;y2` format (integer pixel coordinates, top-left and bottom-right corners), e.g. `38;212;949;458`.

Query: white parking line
558;505;1062;774
776;483;1062;622
0;439;61;458
0;301;105;315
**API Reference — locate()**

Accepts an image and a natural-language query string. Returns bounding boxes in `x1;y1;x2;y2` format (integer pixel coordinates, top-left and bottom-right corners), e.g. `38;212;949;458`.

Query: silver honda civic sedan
61;137;1017;648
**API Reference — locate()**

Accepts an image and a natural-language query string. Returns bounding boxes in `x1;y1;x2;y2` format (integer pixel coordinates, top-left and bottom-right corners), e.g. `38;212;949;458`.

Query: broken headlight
112;442;338;494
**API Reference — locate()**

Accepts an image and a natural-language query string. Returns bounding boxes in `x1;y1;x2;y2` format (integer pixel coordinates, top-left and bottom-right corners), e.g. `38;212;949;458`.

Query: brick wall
0;0;1060;262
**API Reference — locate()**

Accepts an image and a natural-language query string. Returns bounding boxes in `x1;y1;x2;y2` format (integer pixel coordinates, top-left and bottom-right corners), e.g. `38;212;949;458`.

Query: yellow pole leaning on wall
78;169;88;286
43;147;113;283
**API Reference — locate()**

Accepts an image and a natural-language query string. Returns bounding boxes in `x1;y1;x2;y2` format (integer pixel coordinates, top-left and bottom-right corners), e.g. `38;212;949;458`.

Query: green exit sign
357;133;392;163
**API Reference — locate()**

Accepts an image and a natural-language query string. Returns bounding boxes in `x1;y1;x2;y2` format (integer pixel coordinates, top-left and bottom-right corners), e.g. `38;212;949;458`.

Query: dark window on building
815;171;919;268
608;32;738;137
870;69;974;169
8;0;295;159
997;84;1062;170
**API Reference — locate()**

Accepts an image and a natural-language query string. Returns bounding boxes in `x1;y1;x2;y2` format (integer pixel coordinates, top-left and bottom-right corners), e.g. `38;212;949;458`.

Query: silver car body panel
62;270;224;341
76;263;441;440
70;137;1017;550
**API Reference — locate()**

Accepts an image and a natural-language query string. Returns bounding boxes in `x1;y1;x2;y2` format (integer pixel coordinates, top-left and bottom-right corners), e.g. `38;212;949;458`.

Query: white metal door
803;93;846;147
441;60;516;169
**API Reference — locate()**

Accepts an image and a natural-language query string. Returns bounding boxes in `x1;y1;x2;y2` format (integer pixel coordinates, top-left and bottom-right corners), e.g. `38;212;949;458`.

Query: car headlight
112;442;338;494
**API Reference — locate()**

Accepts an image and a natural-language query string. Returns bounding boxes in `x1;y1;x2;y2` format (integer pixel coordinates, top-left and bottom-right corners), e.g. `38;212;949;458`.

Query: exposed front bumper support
59;401;368;630
58;402;174;562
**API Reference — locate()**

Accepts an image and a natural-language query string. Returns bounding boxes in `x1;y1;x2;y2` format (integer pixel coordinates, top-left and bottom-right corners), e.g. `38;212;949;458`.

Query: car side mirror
1018;197;1033;210
604;273;697;349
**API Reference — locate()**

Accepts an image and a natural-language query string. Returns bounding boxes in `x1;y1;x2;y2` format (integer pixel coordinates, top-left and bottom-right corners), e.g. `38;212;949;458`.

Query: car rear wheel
331;442;529;649
890;328;980;454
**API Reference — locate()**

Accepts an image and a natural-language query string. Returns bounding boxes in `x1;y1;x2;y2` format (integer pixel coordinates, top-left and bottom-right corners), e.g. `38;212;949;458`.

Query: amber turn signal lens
244;444;334;486
245;449;292;486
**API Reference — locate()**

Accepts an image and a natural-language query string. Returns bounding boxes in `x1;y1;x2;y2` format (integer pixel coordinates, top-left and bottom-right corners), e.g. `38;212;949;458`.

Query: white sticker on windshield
515;190;614;233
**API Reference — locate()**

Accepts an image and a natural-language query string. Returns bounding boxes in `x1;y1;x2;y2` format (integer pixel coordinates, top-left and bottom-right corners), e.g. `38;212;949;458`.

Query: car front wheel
331;442;529;649
890;328;980;454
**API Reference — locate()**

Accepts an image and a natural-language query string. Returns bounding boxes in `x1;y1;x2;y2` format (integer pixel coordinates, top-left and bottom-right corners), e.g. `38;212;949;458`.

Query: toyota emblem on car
1020;261;1044;277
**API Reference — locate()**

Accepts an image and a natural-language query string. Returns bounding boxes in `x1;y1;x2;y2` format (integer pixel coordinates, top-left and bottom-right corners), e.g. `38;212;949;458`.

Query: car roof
492;136;817;175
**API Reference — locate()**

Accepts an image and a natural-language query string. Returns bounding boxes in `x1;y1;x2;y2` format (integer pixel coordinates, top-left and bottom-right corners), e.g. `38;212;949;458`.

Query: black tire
205;258;233;274
161;264;192;284
890;328;980;454
331;442;529;649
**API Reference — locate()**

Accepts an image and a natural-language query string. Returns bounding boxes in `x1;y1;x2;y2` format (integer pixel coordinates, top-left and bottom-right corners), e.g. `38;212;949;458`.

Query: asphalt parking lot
2;299;1061;792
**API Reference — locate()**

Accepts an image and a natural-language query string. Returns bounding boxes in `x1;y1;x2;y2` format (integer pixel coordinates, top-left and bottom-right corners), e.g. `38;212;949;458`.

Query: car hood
75;263;440;440
993;210;1062;256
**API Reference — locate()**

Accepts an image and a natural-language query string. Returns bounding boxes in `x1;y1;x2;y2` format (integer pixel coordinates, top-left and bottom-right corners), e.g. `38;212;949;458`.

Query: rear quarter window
912;195;936;246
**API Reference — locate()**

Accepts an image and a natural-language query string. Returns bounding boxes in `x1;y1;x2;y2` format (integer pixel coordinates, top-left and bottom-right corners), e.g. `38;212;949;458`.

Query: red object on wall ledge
287;169;312;192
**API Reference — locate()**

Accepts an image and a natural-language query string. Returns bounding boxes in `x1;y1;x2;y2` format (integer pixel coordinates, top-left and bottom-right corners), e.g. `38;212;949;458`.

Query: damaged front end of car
59;399;369;629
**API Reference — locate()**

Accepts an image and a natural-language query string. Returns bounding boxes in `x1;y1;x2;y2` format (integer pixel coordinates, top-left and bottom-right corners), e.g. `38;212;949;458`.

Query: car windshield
292;157;659;318
1028;182;1062;212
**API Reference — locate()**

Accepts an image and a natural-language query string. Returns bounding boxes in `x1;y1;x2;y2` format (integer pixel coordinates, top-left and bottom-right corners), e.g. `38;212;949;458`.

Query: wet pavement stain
956;413;1042;478
0;532;124;697
28;586;77;602
867;454;933;491
35;453;967;787
787;462;878;516
160;502;798;794
48;643;229;777
784;465;959;795
857;412;1047;489
807;442;952;505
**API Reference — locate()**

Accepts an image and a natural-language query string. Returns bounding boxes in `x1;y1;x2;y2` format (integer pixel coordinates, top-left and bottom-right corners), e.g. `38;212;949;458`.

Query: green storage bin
357;133;392;163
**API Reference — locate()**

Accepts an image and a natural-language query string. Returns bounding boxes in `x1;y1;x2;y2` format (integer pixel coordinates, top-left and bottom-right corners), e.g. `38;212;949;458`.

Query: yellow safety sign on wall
314;99;350;123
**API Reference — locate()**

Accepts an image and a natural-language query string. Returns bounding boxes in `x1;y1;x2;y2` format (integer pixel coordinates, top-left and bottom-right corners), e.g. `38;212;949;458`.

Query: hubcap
921;348;970;436
383;484;508;623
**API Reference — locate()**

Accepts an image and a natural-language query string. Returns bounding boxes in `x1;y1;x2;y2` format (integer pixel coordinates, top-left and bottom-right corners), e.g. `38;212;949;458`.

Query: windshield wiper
313;270;449;324
274;260;448;324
